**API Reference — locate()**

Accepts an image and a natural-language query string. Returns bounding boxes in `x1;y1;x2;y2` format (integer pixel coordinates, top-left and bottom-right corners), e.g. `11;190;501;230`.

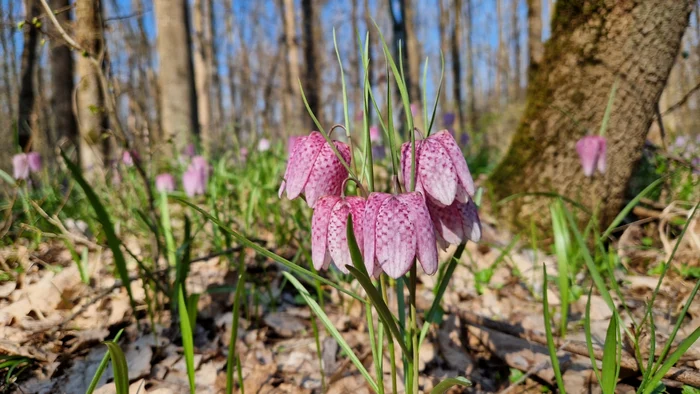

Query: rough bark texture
281;0;301;132
193;0;211;151
49;0;77;151
75;0;108;172
301;0;321;129
400;0;422;103
154;0;198;155
527;0;543;71
511;0;521;98
451;0;464;133
17;0;40;150
490;0;693;233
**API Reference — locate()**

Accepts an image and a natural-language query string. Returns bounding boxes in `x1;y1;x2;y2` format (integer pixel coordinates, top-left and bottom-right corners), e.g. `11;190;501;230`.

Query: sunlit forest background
1;0;699;393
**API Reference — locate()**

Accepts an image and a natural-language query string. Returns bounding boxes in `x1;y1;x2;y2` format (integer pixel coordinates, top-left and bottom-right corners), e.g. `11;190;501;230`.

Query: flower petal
376;197;416;279
426;199;464;245
432;130;475;197
283;132;323;199
596;136;606;174
457;199;482;243
576;136;599;177
311;196;339;270
416;138;458;206
303;141;351;208
403;192;438;275
327;197;366;273
362;193;392;277
400;141;425;193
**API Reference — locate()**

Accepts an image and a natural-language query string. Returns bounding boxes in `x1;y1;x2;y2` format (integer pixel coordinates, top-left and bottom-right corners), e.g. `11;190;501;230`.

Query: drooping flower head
369;125;381;143
27;152;42;173
183;156;209;196
400;130;476;207
12;154;29;180
362;192;437;279
122;150;135;167
155;173;176;193
576;135;606;177
426;198;481;249
279;131;352;208
311;195;366;273
258;138;271;152
190;156;210;182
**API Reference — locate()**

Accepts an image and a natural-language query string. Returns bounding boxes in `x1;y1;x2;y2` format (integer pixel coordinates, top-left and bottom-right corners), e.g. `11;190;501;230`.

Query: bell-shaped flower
576;135;606;176
426;198;481;249
12;154;29;180
400;130;476;207
362;192;438;279
182;168;205;196
122;151;135;167
27;152;42;173
311;195;366;273
258;138;271;152
279;131;352;208
155;173;176;193
287;136;302;155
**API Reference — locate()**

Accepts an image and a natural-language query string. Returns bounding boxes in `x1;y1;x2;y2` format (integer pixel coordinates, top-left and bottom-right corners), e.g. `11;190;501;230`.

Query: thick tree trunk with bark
451;0;465;133
75;0;108;172
193;0;212;151
17;0;40;151
281;0;301;132
49;0;77;152
154;0;198;155
399;0;421;103
490;0;693;233
301;0;322;129
526;0;543;72
510;0;521;98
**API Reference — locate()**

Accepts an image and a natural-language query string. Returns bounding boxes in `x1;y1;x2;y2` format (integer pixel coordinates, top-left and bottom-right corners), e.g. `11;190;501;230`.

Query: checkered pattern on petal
427;198;482;247
403;192;438;275
326;197;366;273
303;140;351;208
457;200;481;243
280;132;324;199
417;138;458;207
311;196;339;270
432;130;476;198
376;196;416;279
400;141;425;194
362;193;392;277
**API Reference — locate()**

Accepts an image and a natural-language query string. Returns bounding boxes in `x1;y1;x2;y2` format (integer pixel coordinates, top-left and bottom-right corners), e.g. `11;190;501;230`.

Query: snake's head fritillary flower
279;131;352;208
155;173;176;193
27;152;42;173
400;130;476;207
182;167;205;196
426;198;481;249
12;154;29;180
287;136;302;155
190;155;210;182
122;151;134;167
258;138;271;152
369;125;381;142
576;135;606;177
362;192;437;279
311;196;366;273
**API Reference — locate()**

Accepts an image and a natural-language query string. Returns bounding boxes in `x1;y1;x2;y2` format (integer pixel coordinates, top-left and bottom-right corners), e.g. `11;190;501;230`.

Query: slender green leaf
226;273;246;394
598;79;618;137
176;197;365;302
178;286;196;394
584;288;601;383
601;313;620;394
426;52;445;136
600;177;665;241
550;201;570;337
283;272;379;393
103;342;129;394
643;326;700;394
542;265;566;394
86;329;124;394
431;377;471;394
60;151;135;309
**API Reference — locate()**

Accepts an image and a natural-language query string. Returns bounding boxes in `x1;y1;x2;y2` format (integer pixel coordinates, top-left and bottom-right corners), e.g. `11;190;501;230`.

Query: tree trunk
301;0;322;129
223;0;236;135
351;0;362;114
281;0;301;133
511;0;521;98
400;0;421;103
489;0;693;234
496;0;508;105
526;0;543;72
208;0;223;147
193;0;211;151
75;0;108;172
153;0;198;155
17;0;40;151
49;0;78;152
465;0;478;134
451;0;465;135
438;0;449;109
363;0;374;123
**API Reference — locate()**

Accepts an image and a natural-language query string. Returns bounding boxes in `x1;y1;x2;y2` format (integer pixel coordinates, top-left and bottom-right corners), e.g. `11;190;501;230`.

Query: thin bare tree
17;0;41;150
527;0;543;72
48;0;77;152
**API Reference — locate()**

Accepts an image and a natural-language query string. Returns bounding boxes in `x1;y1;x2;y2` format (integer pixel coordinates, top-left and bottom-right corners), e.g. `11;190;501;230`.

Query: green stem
159;191;177;268
409;264;419;394
381;276;397;394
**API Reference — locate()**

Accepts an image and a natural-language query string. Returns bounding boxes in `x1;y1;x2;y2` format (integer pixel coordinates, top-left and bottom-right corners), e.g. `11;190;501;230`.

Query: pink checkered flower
287;136;302;155
12;154;29;180
576;135;606;176
27;152;42;173
426;198;481;249
279;131;352;208
155;173;176;193
400;130;476;207
311;195;366;273
362;192;438;279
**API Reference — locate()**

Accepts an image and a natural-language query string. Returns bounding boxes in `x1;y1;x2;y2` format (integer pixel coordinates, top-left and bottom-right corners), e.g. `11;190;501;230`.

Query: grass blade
60;151;136;310
226;273;246;394
103;341;129;394
550;200;571;337
178;285;196;394
431;376;471;394
601;312;620;394
86;329;125;394
283;272;379;393
584;288;601;383
542;265;566;394
643;326;700;394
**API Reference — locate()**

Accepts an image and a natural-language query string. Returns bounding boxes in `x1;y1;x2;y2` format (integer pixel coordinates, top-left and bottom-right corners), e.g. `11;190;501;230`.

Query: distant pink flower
426;199;481;249
190;156;210;183
12;154;29;180
311;195;366;273
287;136;302;155
258;138;271;152
183;143;196;158
400;130;475;207
155;173;176;193
279;131;352;208
183;156;209;196
239;147;249;161
355;109;364;122
362;192;437;279
122;151;134;166
410;102;419;117
27;152;42;172
369;125;381;142
576;136;606;176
